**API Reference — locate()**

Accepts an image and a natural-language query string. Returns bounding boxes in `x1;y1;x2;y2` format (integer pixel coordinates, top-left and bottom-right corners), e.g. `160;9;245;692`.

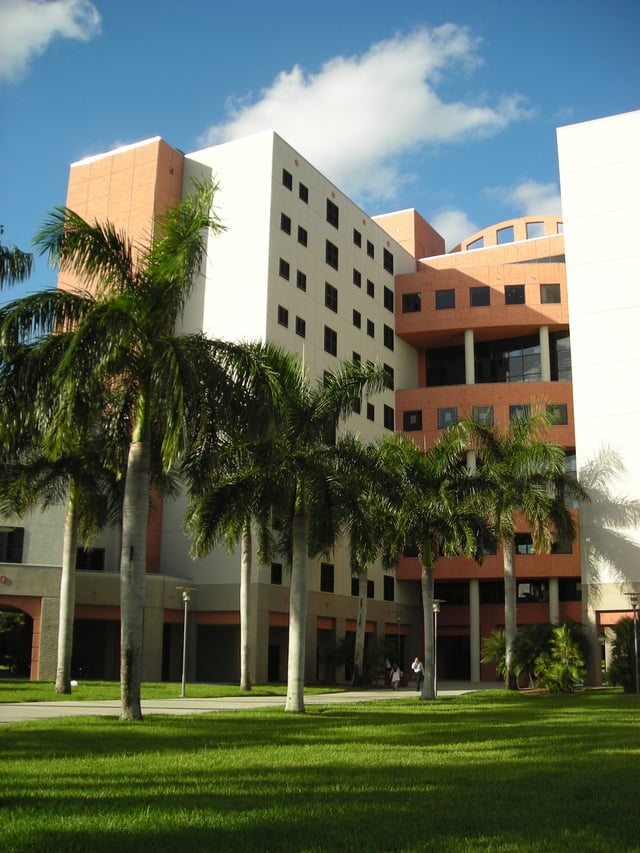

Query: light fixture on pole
177;586;196;698
624;591;639;695
432;599;445;698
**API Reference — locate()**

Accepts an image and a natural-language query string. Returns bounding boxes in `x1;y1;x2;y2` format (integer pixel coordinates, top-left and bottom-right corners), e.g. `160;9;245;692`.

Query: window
383;575;395;602
526;221;545;239
279;258;290;280
383;248;394;274
434;582;470;606
282;169;293;190
403;543;419;557
383;364;394;390
470;286;490;307
271;562;283;584
367;580;374;599
0;527;24;562
480;581;505;604
467;236;484;250
353;268;362;287
517;580;549;602
353;228;362;247
366;402;375;421
326;199;339;228
324;325;337;356
383;404;394;431
383;324;394;351
515;534;535;555
76;547;105;571
509;404;531;423
280;213;291;235
351;577;359;596
297;225;308;247
402;292;421;313
325;282;338;312
557;222;564;234
295;316;306;338
352;351;361;363
547;403;568;425
505;285;525;305
551;535;573;555
296;269;307;291
352;309;361;328
277;305;289;327
403;410;422;431
299;183;308;203
366;279;375;298
383;286;394;312
472;405;494;426
352;396;361;414
437;407;458;429
540;284;561;304
475;335;542;384
325;239;339;270
366;240;374;258
436;289;455;310
320;562;334;593
366;319;375;338
558;578;581;600
427;345;465;387
497;225;514;244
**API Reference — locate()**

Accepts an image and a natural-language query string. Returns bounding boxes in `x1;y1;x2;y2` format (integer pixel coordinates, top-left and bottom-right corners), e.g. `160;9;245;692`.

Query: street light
432;599;445;698
624;591;640;695
177;586;196;698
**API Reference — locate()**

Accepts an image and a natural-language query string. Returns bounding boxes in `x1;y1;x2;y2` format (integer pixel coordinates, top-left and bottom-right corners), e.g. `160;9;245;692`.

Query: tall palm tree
455;411;588;689
0;226;33;288
379;431;487;700
1;179;268;719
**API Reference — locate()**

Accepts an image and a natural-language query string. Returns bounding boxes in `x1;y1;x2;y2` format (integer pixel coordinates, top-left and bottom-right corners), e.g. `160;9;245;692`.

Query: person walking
390;663;403;690
411;656;424;692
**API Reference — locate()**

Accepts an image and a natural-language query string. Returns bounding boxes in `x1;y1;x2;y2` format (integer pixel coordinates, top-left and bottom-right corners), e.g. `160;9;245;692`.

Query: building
2;112;638;685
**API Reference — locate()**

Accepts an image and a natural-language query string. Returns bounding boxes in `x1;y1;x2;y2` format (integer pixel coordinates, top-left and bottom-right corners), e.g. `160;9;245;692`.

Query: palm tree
0;226;33;288
455;411;588;689
379;431;488;700
1;179;269;719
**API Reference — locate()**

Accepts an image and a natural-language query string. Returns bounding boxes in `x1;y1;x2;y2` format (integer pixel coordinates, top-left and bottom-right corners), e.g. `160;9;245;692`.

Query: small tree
607;618;637;693
536;623;587;693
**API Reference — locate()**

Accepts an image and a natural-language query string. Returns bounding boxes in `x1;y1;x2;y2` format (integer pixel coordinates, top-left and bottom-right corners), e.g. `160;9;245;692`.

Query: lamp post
624;592;640;695
432;599;445;698
177;586;196;698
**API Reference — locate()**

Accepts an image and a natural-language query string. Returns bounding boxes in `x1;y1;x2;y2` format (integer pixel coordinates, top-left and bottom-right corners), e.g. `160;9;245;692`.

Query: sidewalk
0;683;502;723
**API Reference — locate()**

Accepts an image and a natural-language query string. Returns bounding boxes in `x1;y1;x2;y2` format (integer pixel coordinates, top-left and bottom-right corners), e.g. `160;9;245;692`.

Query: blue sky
1;0;639;300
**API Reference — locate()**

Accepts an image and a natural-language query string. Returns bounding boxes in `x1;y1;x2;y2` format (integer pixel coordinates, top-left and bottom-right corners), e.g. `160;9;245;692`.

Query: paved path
0;683;501;723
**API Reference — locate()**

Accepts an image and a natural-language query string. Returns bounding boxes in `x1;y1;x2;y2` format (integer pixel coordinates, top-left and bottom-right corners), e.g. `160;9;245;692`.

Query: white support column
469;578;481;682
548;577;560;625
464;329;475;385
539;325;551;382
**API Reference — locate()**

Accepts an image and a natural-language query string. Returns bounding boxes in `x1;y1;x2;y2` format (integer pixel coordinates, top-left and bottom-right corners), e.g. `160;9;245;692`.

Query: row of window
465;221;563;251
402;284;561;313
403;403;568;432
270;560;396;601
434;577;580;606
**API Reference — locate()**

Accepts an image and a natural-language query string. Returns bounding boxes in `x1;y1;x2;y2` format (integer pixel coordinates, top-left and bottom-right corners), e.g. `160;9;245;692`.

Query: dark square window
278;258;290;280
547;403;568;425
436;289;455;309
383;324;394;350
402;292;421;313
76;547;105;571
470;286;490;307
353;309;361;328
296;269;307;291
366;240;375;259
277;305;289;327
366;319;374;338
326;199;339;229
0;527;24;562
383;364;394;390
472;405;494;426
383;404;394;431
280;213;291;234
325;282;338;312
299;183;308;203
326;240;339;270
541;284;561;304
353;228;362;247
505;285;525;305
353;268;362;287
367;580;374;599
282;169;293;190
271;562;283;584
351;577;359;596
383;286;394;312
366;279;375;298
383;575;395;602
296;316;306;338
320;562;334;592
366;402;375;421
297;225;308;247
352;351;361;363
403;410;422;431
509;404;531;423
352;396;361;414
383;248;394;274
324;325;337;356
437;407;458;429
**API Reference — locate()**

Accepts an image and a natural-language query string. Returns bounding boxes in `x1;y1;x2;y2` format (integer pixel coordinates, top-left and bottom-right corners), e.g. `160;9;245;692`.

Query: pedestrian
411;656;424;692
384;657;392;685
390;663;403;690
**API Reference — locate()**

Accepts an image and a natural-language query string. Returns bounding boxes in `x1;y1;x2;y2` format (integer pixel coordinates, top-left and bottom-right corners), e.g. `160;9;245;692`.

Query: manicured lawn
2;690;639;852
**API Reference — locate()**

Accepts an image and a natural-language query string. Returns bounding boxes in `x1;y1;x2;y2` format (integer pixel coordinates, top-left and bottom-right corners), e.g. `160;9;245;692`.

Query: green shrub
607;617;638;693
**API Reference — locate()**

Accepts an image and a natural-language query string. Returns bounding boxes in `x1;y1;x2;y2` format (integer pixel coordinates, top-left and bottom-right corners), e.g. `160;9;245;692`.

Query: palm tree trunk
239;521;252;691
120;438;150;721
352;568;368;686
503;536;518;690
420;567;436;700
54;482;80;694
285;511;308;713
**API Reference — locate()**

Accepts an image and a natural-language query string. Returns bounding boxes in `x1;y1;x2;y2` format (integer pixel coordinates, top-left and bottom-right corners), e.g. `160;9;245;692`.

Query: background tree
607;617;638;693
0;225;33;288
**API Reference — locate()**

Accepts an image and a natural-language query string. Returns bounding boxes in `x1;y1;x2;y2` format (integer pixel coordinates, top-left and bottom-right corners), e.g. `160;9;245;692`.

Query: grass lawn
2;689;639;852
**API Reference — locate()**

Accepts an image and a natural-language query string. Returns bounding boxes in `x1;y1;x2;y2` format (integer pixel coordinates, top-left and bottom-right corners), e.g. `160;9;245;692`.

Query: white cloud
0;0;101;82
488;180;562;217
200;27;531;205
430;209;479;252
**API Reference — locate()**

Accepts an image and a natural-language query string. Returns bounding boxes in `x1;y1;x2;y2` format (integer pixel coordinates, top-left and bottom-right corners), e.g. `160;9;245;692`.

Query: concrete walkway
0;683;502;723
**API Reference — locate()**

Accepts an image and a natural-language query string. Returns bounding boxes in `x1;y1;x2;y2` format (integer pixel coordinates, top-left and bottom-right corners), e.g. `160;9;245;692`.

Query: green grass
2;690;639;852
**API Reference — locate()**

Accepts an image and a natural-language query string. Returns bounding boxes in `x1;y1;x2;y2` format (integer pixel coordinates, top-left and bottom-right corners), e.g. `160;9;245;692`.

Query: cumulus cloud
200;26;531;205
430;209;479;252
0;0;101;82
488;180;562;217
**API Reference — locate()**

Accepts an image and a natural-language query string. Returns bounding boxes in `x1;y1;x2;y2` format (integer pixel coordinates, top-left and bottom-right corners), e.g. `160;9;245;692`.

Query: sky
1;0;639;300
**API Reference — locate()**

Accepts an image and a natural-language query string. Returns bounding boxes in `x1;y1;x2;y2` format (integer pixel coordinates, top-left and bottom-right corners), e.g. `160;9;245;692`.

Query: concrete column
548;577;560;625
539;325;551;382
469;578;481;683
464;329;475;385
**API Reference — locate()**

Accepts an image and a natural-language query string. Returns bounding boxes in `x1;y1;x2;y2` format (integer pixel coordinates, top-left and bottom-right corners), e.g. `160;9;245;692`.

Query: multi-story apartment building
2;111;638;686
